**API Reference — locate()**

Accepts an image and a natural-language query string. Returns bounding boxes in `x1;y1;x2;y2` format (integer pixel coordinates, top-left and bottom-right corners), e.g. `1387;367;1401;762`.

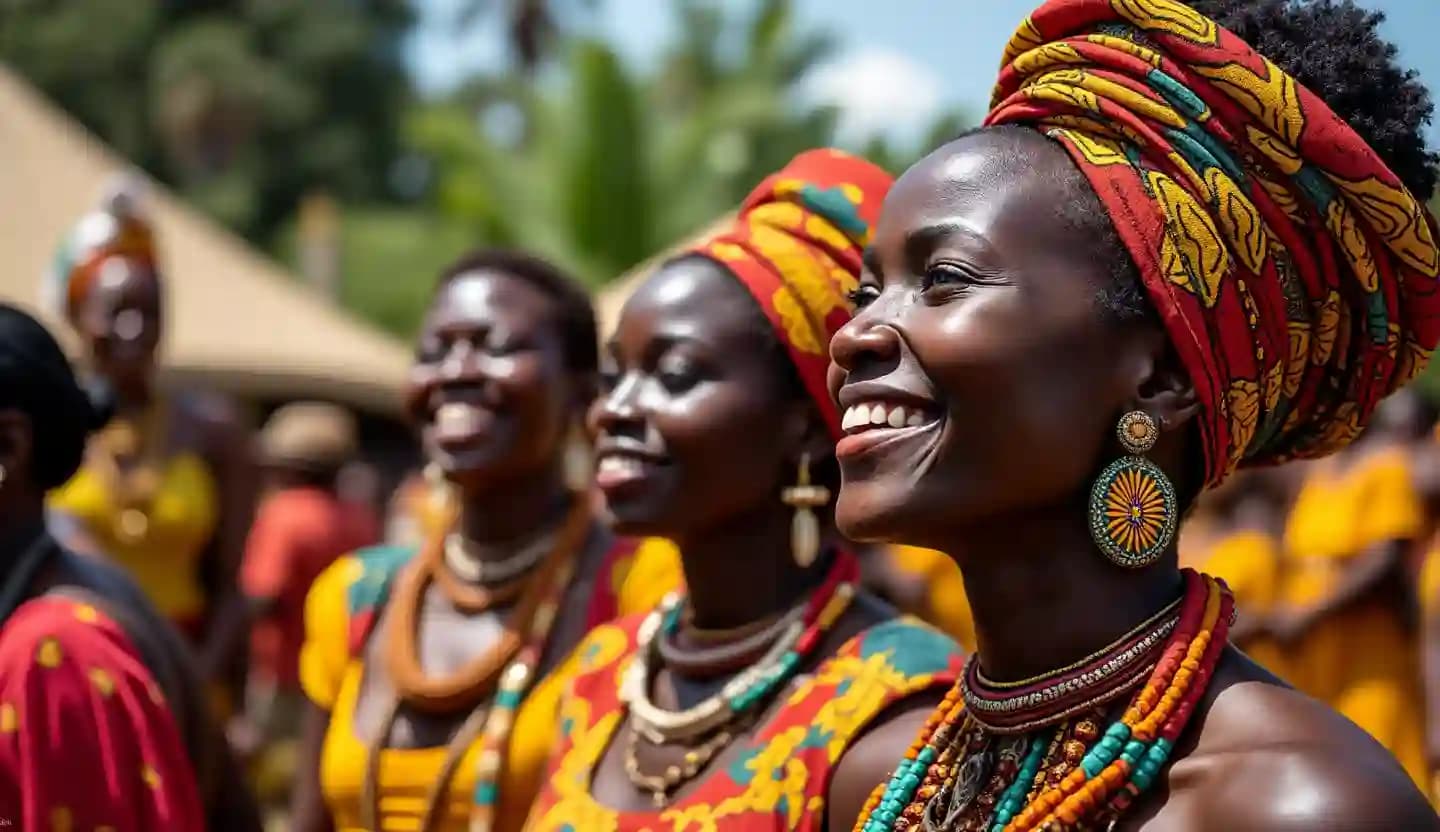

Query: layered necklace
621;551;859;807
88;404;167;545
855;569;1232;832
364;495;590;832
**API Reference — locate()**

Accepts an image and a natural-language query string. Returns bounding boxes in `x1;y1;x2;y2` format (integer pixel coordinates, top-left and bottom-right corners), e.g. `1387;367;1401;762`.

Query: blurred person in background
1191;465;1300;679
290;249;671;832
525;150;963;832
1279;386;1435;787
45;180;257;699
867;544;976;653
0;303;259;831
237;402;379;809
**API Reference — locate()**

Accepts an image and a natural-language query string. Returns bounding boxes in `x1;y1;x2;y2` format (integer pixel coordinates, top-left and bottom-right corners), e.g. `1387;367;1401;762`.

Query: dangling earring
1088;411;1177;569
0;463;6;487
781;452;830;568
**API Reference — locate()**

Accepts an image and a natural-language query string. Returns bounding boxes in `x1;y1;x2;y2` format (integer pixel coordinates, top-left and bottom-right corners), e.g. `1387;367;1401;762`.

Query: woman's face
77;256;162;390
408;271;578;490
827;130;1162;550
590;257;809;540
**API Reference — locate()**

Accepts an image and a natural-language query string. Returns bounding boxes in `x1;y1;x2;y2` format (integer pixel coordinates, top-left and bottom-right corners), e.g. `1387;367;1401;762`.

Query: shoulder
307;544;414;622
826;683;945;831
571;612;646;676
0;596;154;694
1168;652;1435;830
839;615;966;681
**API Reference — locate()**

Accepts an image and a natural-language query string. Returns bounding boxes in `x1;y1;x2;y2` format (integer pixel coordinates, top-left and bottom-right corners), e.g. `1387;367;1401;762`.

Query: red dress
0;596;204;830
525;615;962;831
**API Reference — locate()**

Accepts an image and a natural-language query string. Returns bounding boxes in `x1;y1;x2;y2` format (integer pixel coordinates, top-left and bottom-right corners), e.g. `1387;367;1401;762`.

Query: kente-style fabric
0;596;204;830
297;536;658;832
524;616;963;832
47;179;158;325
692;149;893;439
986;0;1440;486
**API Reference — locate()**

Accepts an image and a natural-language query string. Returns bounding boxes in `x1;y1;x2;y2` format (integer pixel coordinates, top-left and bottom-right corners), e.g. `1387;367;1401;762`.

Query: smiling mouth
835;400;941;461
431;400;499;447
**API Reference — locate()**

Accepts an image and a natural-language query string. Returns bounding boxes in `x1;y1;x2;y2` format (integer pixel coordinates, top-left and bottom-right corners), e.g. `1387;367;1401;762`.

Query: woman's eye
657;358;699;392
921;264;971;292
847;285;881;309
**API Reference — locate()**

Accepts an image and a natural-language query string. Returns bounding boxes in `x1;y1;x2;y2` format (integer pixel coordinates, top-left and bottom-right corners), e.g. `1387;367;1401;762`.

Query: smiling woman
524;149;964;832
833;0;1440;829
288;249;663;832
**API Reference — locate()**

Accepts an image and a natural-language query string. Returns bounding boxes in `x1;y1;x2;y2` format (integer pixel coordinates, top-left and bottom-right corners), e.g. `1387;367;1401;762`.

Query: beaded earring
1088;411;1177;569
781;452;830;568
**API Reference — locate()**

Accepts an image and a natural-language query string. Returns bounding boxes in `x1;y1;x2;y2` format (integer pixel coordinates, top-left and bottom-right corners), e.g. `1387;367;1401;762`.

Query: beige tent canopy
0;65;410;415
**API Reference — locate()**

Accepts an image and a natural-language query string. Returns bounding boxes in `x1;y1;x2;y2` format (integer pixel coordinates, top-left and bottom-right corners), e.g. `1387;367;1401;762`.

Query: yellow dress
1281;448;1427;787
298;536;679;832
888;546;976;653
48;451;217;630
1196;529;1287;679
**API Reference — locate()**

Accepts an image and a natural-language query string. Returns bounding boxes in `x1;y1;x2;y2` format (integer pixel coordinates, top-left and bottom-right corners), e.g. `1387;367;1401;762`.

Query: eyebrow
861;246;881;277
905;221;1000;267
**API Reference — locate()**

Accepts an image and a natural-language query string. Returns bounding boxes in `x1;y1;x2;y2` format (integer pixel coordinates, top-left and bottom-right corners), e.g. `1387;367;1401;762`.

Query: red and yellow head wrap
690;148;893;439
47;178;159;326
986;0;1440;486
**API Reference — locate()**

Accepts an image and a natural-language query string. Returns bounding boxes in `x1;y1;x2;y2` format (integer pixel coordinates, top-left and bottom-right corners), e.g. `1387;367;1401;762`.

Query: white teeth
841;402;934;434
436;402;483;434
597;455;643;476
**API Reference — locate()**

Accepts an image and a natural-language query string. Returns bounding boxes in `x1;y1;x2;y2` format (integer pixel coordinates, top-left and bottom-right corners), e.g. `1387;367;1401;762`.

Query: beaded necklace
855;570;1231;832
364;496;589;832
622;550;859;806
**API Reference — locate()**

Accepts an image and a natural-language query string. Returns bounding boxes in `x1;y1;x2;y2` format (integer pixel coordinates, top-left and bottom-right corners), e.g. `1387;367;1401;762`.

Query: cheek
655;384;788;503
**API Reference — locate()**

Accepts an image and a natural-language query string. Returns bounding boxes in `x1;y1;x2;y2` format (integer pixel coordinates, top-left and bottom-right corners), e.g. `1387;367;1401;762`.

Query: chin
834;480;912;544
597;493;682;539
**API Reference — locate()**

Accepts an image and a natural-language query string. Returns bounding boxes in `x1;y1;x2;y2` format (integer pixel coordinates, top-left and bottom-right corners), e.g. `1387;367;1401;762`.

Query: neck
454;462;571;554
948;500;1183;683
674;500;830;631
0;502;47;580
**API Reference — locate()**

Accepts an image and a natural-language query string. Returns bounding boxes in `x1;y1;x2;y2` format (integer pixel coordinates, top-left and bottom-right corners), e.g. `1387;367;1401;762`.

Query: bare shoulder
1153;650;1436;831
827;694;941;831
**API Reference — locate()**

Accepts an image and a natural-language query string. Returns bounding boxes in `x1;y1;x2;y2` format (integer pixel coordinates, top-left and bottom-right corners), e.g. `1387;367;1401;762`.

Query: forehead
428;270;557;330
87;257;160;307
873;130;1081;260
614;258;763;353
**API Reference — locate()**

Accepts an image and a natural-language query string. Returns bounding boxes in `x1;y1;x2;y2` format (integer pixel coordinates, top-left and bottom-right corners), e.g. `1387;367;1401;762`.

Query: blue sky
406;0;1440;148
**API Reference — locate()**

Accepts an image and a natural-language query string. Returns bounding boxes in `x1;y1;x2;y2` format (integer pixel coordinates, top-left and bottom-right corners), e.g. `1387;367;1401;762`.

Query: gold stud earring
1088;411;1177;569
781;452;830;568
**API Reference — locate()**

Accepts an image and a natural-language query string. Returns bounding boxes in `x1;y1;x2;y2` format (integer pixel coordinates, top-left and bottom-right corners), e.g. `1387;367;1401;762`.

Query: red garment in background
0;596;205;830
241;487;378;687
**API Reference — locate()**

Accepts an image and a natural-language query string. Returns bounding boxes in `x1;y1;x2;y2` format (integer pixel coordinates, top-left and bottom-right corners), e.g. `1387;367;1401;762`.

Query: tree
0;0;414;241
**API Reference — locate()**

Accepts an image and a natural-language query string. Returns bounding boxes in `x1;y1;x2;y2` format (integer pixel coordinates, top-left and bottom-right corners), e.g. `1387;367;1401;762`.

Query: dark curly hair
1078;0;1439;324
437;249;599;376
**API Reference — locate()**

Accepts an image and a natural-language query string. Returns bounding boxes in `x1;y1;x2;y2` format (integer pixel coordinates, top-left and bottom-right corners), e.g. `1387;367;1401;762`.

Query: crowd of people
4;0;1440;829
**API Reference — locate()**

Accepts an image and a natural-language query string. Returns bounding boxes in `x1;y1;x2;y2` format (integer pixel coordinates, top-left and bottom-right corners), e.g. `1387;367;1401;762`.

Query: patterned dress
525;616;962;832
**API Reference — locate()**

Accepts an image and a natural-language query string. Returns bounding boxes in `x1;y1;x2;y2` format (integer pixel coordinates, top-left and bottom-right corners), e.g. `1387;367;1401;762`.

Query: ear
1124;330;1200;438
0;409;33;488
781;399;834;470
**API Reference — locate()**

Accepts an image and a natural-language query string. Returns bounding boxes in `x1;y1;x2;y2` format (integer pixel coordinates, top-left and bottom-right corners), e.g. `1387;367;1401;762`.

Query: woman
830;0;1439;828
290;250;669;832
0;303;258;831
525;149;964;832
46;181;255;687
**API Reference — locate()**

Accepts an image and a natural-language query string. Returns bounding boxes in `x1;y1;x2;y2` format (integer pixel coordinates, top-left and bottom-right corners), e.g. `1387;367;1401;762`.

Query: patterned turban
46;177;158;326
691;148;893;439
986;0;1440;486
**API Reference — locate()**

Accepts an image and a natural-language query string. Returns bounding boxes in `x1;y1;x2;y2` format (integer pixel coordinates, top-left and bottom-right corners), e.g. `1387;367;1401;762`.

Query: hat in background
258;401;357;473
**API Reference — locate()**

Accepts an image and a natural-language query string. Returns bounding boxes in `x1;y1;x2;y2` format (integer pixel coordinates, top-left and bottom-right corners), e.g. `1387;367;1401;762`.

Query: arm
196;404;258;683
0;599;205;831
826;694;942;832
289;700;336;832
1272;540;1405;644
1424;584;1440;798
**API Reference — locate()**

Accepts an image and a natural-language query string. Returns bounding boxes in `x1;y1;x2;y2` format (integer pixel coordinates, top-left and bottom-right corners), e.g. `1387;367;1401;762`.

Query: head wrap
46;176;159;326
986;0;1440;486
689;148;893;439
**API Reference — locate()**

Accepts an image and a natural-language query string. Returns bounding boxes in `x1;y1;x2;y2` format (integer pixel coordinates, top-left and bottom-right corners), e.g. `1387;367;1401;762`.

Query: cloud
800;48;945;146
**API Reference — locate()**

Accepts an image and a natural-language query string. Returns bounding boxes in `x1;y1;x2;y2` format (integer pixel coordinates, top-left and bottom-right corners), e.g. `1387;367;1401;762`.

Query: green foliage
0;0;413;240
